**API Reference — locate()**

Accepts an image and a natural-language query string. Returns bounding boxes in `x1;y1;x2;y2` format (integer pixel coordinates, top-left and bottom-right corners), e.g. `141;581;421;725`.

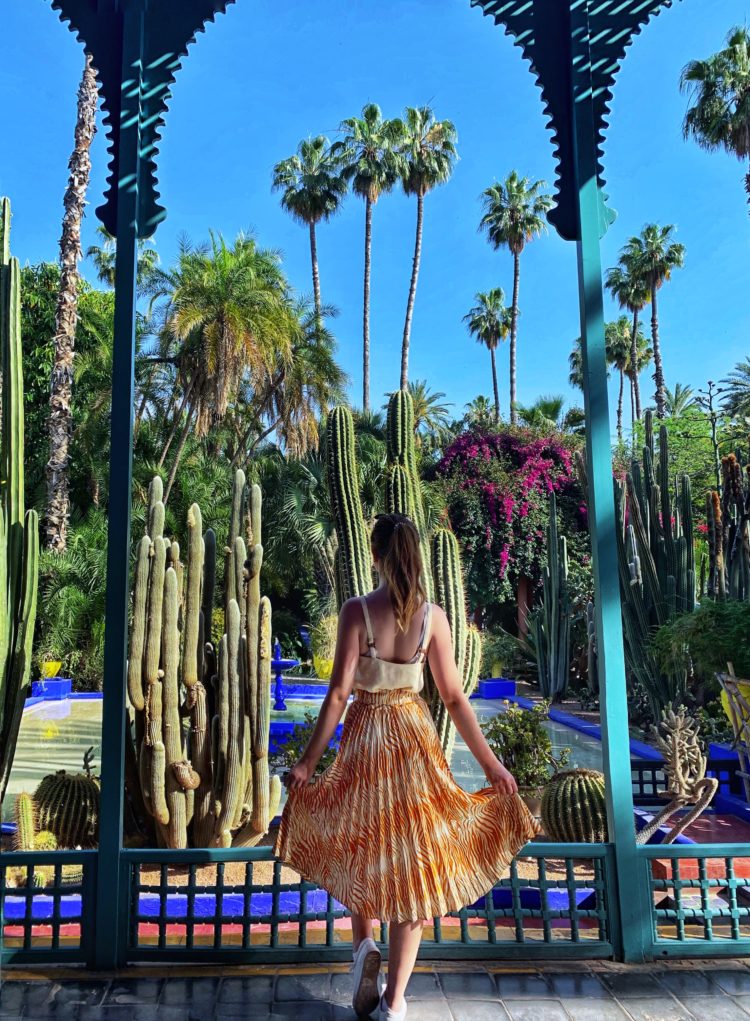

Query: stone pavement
4;959;750;1020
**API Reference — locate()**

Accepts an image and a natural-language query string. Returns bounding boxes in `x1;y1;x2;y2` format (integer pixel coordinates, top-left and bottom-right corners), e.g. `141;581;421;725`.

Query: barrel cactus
127;470;281;849
0;198;40;809
34;768;100;849
541;768;608;843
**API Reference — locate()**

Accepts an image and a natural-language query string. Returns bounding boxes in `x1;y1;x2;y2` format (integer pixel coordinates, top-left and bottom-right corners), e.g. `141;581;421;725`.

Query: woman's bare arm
284;598;361;791
427;607;518;796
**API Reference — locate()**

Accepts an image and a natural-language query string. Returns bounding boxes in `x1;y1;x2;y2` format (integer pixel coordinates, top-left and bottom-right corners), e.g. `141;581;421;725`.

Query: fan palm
681;27;750;209
516;394;566;432
605;258;650;420
336;105;404;409
622;224;685;419
398;106;458;389
624;329;652;428
272;136;347;320
479;172;552;424
605;317;633;443
462;289;511;422
85;225;159;291
464;395;496;431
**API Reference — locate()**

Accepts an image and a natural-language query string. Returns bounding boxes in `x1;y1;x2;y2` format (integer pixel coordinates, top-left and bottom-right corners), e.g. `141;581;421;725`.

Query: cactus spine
616;411;694;719
33;768;100;849
529;493;571;701
541;769;608;843
128;470;279;848
0;198;40;809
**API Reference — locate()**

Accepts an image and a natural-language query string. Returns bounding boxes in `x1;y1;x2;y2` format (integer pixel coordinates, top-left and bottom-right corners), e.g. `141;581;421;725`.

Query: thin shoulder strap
416;602;432;662
359;596;377;657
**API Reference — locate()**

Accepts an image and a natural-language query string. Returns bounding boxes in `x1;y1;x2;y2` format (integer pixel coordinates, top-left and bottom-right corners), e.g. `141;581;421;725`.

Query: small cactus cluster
529;493;571;701
705;451;750;601
128;471;280;848
8;791;82;889
0;197;40;810
326;392;481;758
616;410;694;718
540;769;608;843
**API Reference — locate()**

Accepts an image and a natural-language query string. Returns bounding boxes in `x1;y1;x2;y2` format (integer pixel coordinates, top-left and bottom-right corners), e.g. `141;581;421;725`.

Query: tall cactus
616;411;693;718
326;407;372;600
0;198;40;809
705;451;750;601
529;493;571;701
326;394;480;757
128;470;280;848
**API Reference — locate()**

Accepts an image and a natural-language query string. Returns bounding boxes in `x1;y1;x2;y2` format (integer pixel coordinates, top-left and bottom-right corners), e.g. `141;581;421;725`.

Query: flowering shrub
436;427;585;612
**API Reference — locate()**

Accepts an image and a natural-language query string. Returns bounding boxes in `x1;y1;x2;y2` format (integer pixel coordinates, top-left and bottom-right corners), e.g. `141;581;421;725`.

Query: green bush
480;699;569;790
480;628;521;678
650;600;750;683
269;710;340;776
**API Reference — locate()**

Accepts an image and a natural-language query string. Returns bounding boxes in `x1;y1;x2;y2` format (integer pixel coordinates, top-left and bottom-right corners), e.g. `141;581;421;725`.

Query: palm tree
398;106;458;389
624;330;653;428
407;380;453;448
605;257;650;420
462;289;511;422
85;225;159;291
681;27;750;209
272;136;347;321
46;54;98;553
605;317;632;443
622;224;685;419
150;231;296;501
479;171;552;425
464;395;496;431
569;336;612;391
336;105;403;410
516;395;566;432
664;382;696;418
722;358;750;419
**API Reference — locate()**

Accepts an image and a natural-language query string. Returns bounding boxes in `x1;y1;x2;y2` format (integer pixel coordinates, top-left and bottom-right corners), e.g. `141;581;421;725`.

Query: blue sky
1;0;748;431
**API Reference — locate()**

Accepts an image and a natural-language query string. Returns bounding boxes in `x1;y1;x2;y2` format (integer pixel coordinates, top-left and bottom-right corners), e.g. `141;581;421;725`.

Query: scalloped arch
471;0;678;241
51;0;235;239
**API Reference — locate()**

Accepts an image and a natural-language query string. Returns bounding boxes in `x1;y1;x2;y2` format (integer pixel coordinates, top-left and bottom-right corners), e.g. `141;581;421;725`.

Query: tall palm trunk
631;307;642;420
158;376;196;468
650;283;666;419
630;376;636;432
401;192;424;390
309;221;321;322
45;55;98;552
490;346;500;422
509;251;521;425
362;196;373;410
163;403;196;505
617;369;624;442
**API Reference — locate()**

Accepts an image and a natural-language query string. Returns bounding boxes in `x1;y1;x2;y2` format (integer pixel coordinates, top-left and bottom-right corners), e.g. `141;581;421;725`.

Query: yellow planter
41;661;62;679
721;680;750;733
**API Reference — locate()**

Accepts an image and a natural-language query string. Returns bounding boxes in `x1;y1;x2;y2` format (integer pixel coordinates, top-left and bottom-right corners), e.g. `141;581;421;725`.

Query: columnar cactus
529;493;571;701
616;411;694;718
541;769;608;843
326;395;480;758
0;197;40;809
326;407;373;600
705;452;750;601
127;470;281;848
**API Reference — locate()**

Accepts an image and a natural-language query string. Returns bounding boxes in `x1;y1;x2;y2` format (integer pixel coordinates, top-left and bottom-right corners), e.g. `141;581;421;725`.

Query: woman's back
353;592;431;694
356;589;429;664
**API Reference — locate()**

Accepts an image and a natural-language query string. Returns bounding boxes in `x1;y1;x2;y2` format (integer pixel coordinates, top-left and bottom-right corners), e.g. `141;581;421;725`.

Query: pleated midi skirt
272;688;541;922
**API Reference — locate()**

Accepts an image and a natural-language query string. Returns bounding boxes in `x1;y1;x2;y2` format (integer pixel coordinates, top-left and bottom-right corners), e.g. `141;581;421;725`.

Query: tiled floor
4;960;750;1020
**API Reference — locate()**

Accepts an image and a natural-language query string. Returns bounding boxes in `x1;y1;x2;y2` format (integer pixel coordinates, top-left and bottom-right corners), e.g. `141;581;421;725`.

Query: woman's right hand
483;758;518;796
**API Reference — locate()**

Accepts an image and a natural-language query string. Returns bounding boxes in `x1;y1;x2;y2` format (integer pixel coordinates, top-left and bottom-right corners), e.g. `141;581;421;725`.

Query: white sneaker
378;990;408;1021
351;936;382;1017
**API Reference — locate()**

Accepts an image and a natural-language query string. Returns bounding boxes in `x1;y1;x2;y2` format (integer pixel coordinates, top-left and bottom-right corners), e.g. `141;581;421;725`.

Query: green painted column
570;5;651;963
93;1;144;970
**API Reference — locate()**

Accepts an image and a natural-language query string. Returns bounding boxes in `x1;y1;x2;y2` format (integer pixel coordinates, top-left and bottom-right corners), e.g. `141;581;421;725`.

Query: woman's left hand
284;759;314;791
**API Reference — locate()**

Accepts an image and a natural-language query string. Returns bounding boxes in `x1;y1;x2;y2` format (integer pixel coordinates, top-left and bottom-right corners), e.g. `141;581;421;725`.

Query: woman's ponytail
371;513;426;631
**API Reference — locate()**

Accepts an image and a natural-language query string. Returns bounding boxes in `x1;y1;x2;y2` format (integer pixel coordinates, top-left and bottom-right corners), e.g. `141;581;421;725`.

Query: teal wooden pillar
93;1;143;970
568;9;651;964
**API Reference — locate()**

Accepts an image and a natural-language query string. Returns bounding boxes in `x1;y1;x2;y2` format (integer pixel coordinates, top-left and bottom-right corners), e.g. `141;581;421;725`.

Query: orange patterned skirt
272;688;540;922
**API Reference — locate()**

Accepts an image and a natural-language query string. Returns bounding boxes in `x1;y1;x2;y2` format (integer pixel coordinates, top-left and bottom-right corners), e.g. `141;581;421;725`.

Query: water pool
4;695;603;822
